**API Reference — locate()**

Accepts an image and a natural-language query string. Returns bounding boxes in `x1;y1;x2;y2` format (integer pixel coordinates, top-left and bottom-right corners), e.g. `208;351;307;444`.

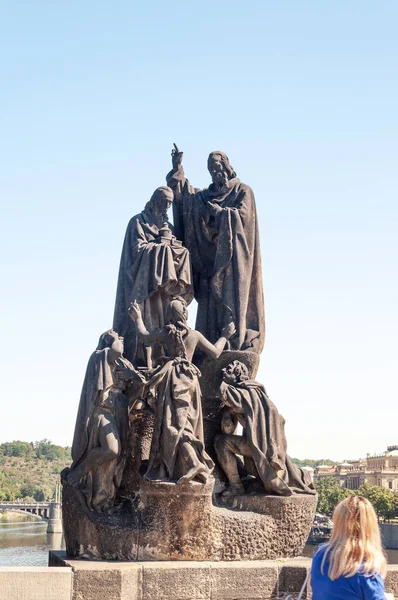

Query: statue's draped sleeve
167;166;202;246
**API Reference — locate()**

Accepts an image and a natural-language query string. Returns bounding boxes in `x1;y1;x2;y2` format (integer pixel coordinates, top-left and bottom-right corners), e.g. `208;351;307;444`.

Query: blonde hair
321;495;387;580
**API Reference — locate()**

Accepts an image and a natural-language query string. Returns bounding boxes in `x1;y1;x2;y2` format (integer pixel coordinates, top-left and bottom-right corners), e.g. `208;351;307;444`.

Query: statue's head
96;329;124;357
207;151;237;188
222;360;249;385
145;186;174;220
166;296;188;326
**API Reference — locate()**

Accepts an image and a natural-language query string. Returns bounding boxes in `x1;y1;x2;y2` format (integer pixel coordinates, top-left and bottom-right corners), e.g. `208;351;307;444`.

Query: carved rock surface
63;478;316;561
137;478;222;561
214;494;317;560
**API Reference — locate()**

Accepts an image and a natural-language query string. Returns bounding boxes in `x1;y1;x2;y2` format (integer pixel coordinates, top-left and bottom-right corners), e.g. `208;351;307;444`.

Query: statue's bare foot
221;483;245;497
177;465;209;484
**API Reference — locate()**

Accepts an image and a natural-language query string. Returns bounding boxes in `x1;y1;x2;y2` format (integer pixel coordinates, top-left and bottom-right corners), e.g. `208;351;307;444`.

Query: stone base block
49;554;398;600
137;478;221;561
63;476;316;561
214;494;317;560
62;480;140;560
0;566;73;600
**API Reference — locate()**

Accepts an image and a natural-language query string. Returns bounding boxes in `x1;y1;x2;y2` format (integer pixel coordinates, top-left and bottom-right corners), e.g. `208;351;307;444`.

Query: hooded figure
68;330;144;511
113;186;193;367
215;361;315;497
167;147;265;352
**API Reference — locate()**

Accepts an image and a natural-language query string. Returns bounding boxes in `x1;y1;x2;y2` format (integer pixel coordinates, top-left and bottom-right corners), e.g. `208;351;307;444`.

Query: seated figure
128;298;236;484
215;360;316;497
67;330;145;511
113;186;193;367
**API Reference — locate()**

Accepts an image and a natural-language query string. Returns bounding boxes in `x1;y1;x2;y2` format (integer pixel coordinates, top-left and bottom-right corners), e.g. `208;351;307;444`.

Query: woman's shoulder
358;570;385;598
312;543;329;565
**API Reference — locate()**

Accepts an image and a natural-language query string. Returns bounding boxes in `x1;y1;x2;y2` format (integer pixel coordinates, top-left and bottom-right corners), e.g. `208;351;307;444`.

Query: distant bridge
0;486;63;534
0;500;57;520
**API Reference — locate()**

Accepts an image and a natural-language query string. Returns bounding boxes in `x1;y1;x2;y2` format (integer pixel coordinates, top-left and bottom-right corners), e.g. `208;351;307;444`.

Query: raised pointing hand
171;143;183;169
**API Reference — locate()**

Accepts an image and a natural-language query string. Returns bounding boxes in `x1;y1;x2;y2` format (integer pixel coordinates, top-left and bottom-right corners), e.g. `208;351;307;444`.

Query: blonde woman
310;496;388;600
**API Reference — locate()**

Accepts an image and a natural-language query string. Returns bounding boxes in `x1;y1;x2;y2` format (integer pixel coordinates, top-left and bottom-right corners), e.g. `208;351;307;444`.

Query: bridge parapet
0;501;63;533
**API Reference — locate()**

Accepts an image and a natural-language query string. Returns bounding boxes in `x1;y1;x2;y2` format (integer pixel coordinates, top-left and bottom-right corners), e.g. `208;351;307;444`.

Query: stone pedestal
63;476;316;561
137;478;220;560
62;479;140;561
214;494;317;560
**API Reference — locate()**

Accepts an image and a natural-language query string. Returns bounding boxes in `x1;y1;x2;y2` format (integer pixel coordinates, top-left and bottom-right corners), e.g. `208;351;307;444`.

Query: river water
0;514;64;567
1;514;397;566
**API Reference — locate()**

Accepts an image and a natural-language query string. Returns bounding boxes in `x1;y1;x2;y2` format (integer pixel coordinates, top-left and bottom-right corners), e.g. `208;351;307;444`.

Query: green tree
358;483;397;521
315;477;354;515
20;484;38;499
0;441;30;457
33;439;71;462
315;478;341;515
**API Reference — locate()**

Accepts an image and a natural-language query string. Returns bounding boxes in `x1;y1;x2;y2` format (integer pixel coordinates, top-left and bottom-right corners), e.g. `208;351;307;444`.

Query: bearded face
155;191;173;218
208;154;229;188
146;189;174;227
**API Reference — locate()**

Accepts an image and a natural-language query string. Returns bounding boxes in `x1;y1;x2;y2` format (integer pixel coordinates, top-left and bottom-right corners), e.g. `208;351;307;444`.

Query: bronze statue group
66;146;314;512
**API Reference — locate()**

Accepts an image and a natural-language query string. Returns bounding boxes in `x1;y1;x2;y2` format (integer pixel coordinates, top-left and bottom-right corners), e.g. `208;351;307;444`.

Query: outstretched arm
196;322;236;360
128;301;165;344
167;143;204;243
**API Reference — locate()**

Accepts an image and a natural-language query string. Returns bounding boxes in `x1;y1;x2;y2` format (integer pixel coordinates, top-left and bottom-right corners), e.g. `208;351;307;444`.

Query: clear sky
0;1;397;460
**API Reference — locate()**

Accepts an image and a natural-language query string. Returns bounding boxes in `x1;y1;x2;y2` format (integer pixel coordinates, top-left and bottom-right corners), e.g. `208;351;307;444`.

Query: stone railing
49;551;398;600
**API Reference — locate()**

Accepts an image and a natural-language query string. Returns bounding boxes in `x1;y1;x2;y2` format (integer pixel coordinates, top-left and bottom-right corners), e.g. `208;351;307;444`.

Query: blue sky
0;1;397;459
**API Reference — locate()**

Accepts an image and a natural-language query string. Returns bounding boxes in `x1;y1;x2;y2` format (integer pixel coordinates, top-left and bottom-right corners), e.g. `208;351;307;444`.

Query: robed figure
128;298;236;484
167;146;265;353
215;361;315;497
113;186;193;366
67;330;145;511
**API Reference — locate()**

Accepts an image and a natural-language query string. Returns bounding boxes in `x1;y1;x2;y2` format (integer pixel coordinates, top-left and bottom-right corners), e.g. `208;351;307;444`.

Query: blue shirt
311;544;385;600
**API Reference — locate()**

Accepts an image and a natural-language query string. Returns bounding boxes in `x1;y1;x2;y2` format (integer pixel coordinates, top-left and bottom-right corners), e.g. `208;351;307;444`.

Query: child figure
128;298;235;484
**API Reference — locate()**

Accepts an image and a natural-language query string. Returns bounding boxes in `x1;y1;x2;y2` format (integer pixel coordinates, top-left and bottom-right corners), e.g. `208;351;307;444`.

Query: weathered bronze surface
63;146;316;560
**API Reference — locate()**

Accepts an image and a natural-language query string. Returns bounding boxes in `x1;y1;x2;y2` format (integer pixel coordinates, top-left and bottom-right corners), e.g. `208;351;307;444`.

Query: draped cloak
167;167;265;352
144;358;214;480
70;349;131;510
220;380;315;495
113;210;193;364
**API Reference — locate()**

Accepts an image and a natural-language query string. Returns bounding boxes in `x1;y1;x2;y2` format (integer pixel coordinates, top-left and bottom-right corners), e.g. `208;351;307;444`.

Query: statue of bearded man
113;186;193;367
167;146;265;353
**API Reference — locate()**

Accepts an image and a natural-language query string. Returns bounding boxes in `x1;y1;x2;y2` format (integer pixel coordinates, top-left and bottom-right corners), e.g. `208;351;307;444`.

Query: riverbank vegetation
316;477;398;521
0;440;71;502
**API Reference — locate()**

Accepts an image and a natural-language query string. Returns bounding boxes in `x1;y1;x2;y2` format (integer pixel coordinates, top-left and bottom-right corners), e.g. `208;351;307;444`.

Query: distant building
314;448;398;491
